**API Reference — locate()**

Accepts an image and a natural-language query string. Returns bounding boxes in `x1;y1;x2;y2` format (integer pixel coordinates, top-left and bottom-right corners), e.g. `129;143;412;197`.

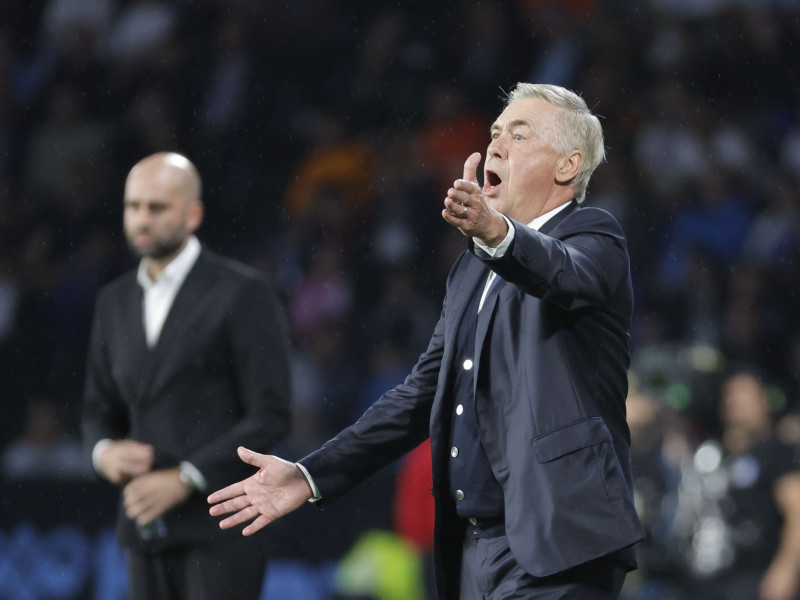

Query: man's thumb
237;446;257;465
462;152;482;185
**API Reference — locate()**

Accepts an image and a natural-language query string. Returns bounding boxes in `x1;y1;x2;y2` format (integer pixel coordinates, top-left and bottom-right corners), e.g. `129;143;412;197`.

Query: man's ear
555;150;583;184
187;201;204;233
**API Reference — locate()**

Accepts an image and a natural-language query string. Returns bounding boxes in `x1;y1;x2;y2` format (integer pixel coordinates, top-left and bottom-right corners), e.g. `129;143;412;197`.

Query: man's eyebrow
124;197;165;206
490;119;532;133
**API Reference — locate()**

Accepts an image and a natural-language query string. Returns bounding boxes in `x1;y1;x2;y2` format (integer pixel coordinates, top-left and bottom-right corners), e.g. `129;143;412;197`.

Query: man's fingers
135;505;163;526
209;494;252;517
100;441;154;482
128;442;155;457
121;456;152;476
122;479;142;504
207;481;246;506
124;493;154;522
114;440;155;461
462;152;482;185
242;514;272;536
218;505;262;530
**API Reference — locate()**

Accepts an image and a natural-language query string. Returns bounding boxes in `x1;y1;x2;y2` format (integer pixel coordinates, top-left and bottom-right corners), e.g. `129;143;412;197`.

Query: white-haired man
210;84;643;599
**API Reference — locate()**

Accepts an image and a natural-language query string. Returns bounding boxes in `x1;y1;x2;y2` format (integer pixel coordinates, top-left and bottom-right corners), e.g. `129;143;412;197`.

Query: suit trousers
126;534;267;600
459;529;627;600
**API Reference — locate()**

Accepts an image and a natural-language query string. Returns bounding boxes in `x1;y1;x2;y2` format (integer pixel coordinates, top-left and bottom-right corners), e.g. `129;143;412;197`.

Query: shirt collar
528;201;572;231
137;235;201;289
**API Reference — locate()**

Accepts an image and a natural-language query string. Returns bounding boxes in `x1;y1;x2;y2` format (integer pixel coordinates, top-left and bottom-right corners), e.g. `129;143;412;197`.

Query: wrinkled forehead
492;97;561;137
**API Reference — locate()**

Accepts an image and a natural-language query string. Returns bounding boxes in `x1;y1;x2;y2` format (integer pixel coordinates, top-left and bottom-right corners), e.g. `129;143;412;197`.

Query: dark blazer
83;248;292;553
301;201;644;598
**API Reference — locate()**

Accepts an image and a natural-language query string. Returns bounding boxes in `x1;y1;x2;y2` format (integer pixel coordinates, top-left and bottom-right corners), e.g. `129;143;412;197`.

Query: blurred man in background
673;369;800;600
82;152;292;600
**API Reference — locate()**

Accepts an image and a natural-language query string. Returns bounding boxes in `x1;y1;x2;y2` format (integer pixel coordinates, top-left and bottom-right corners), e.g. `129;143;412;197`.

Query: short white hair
506;83;605;203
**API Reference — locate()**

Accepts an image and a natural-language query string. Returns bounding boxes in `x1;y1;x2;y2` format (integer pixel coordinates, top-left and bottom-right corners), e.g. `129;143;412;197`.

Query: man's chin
148;243;184;261
126;241;149;258
127;242;180;260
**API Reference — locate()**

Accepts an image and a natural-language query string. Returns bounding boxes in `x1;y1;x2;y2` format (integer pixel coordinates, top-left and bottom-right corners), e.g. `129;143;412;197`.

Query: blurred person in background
672;369;800;600
210;82;643;599
2;395;91;480
622;388;689;600
82;152;292;600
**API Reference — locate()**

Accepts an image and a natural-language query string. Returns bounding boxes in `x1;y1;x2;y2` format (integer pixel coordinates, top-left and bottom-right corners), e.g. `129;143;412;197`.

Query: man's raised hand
442;152;507;247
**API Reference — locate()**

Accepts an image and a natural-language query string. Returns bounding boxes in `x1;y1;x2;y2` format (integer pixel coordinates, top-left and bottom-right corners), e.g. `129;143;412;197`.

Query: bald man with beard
83;152;292;600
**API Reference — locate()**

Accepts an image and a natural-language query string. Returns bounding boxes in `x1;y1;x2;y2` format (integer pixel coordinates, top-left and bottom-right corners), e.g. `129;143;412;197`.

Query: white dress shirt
137;235;201;347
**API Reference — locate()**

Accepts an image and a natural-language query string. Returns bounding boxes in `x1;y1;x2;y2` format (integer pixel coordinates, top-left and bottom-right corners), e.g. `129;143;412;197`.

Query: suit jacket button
450;447;459;458
455;490;465;501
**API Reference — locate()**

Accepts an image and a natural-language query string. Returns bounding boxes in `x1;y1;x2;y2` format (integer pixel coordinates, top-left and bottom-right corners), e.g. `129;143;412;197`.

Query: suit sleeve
296;255;467;503
82;291;130;455
298;312;441;503
185;276;293;492
480;209;630;311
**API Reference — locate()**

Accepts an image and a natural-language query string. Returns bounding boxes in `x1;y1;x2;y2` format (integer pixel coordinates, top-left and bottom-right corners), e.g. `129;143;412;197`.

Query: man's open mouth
485;170;502;189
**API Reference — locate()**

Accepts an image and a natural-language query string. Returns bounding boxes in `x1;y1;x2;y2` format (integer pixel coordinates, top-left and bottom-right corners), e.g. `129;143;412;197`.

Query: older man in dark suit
82;152;292;600
209;83;644;599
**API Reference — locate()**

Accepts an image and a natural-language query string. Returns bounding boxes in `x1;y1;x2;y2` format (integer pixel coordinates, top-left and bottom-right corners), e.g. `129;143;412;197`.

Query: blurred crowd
1;0;800;598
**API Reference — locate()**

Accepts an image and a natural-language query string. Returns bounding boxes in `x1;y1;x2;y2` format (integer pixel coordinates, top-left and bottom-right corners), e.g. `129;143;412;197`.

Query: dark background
1;1;799;599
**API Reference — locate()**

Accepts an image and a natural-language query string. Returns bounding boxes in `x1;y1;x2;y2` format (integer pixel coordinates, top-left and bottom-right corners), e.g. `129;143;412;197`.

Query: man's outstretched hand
207;447;313;536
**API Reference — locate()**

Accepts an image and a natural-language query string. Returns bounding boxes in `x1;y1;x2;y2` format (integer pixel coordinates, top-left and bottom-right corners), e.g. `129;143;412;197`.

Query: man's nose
487;136;505;159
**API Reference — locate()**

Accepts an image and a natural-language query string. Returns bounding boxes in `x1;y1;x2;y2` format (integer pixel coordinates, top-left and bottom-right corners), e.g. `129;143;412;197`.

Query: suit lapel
139;251;213;401
112;271;150;402
539;200;578;237
474;273;506;392
124;279;148;353
116;276;152;401
446;253;488;325
436;199;576;409
471;204;577;385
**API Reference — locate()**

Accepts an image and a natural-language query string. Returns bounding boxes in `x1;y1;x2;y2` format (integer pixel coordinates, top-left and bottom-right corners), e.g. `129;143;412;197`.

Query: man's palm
208;447;312;536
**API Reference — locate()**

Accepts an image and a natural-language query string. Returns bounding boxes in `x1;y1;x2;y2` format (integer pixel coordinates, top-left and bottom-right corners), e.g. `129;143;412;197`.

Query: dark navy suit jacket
83;249;292;553
301;201;644;598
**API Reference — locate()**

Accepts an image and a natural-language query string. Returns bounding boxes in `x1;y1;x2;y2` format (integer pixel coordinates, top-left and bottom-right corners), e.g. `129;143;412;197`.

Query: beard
126;231;186;260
